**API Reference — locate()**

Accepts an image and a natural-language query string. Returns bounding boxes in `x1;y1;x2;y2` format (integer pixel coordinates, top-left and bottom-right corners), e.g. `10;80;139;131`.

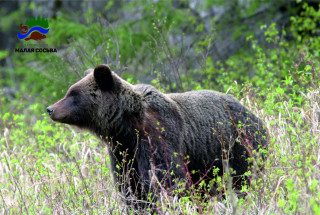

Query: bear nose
46;106;54;116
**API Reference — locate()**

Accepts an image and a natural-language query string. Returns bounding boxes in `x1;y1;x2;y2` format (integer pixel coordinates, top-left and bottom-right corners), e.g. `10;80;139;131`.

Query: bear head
47;64;130;134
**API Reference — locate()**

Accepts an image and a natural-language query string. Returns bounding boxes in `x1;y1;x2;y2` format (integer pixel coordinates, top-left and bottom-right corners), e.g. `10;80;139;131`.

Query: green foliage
0;112;123;213
0;50;9;60
4;0;318;100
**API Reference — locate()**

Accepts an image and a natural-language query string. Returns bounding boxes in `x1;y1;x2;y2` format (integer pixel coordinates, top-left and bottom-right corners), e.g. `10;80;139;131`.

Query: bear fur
48;64;267;203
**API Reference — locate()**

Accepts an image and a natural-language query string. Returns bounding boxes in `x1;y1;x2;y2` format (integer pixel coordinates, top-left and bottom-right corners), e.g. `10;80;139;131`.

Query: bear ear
84;69;93;77
93;64;114;91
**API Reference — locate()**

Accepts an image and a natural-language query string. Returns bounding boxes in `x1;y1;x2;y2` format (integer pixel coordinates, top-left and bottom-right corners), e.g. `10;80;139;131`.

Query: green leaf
305;64;312;71
278;199;286;207
0;50;9;60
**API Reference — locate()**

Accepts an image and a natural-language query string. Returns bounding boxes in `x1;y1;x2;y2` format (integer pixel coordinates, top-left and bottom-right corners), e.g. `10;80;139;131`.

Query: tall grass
0;86;319;214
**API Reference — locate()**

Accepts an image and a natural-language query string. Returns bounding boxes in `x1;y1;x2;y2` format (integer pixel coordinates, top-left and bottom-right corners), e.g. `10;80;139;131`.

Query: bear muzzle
46;102;77;125
46;106;54;116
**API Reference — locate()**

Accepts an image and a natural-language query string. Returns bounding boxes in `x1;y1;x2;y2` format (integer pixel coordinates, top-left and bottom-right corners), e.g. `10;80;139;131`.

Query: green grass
0;115;126;214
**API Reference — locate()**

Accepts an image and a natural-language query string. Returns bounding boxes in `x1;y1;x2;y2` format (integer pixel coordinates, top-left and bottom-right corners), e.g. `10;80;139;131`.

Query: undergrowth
0;1;320;214
1;81;320;214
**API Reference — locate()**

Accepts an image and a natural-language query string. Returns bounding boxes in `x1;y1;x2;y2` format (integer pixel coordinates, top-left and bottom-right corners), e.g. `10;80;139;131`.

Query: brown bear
47;64;267;206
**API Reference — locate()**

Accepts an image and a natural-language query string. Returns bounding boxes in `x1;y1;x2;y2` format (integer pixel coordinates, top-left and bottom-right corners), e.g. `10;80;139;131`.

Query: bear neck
95;86;144;152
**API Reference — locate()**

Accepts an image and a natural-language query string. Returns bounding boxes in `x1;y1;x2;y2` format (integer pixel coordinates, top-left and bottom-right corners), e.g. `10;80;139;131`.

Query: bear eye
69;90;78;97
